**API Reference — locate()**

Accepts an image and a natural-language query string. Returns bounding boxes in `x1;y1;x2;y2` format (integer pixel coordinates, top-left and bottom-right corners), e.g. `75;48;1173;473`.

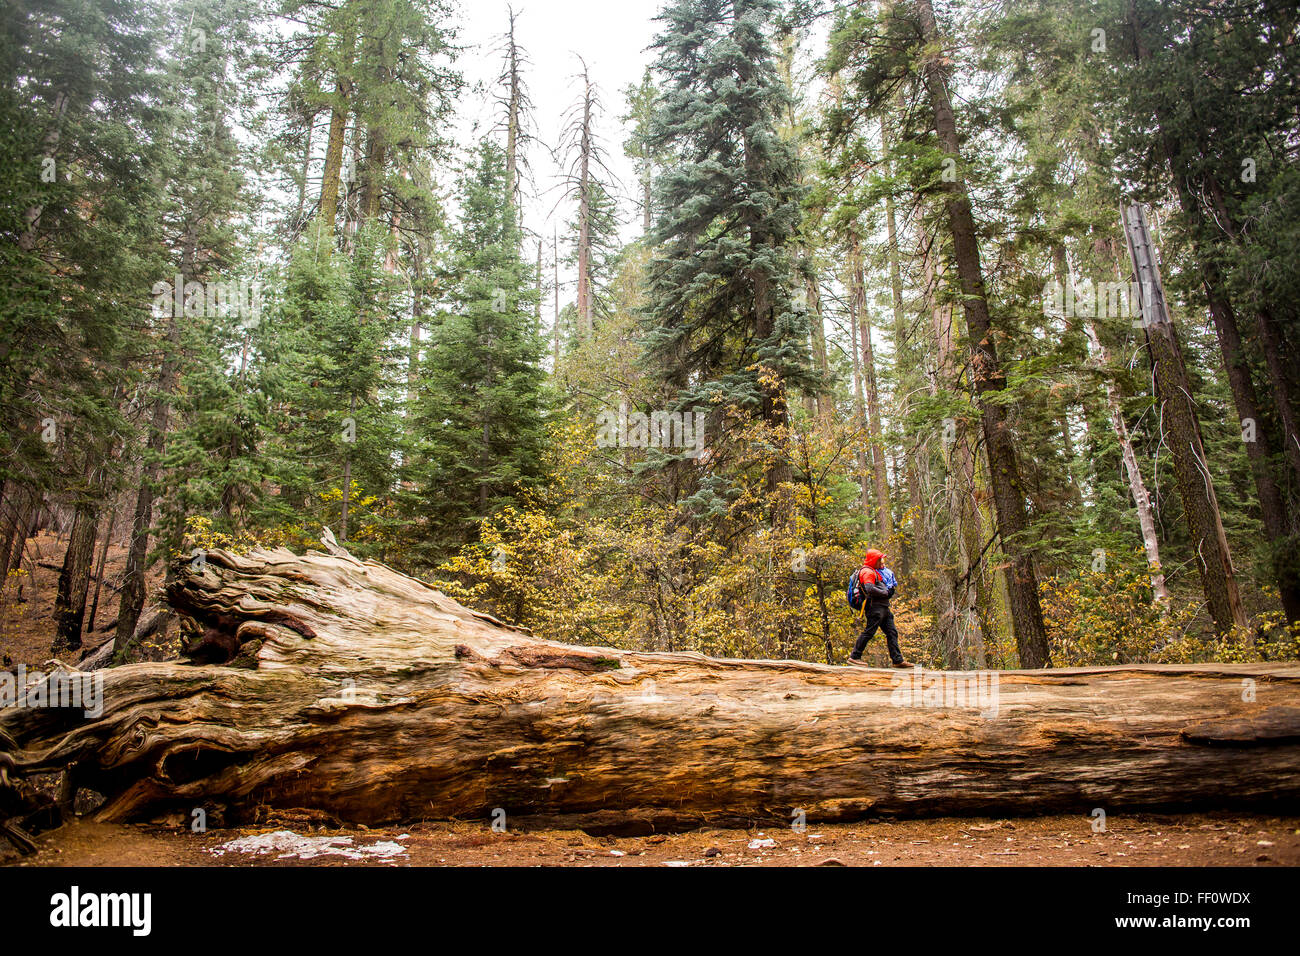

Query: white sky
452;0;666;279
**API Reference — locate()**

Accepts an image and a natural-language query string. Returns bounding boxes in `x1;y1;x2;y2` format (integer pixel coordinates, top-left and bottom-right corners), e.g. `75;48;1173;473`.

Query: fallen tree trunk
3;541;1300;832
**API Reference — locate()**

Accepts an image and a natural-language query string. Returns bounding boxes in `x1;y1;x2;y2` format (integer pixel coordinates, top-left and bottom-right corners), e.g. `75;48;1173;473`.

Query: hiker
846;548;911;668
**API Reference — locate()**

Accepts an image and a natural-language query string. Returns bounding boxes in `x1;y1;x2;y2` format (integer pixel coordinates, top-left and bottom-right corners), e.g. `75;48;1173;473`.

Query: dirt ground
8;811;1298;867
0;531;167;669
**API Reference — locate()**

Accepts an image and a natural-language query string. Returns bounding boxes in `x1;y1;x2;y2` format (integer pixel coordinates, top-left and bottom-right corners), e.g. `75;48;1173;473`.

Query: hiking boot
892;659;914;668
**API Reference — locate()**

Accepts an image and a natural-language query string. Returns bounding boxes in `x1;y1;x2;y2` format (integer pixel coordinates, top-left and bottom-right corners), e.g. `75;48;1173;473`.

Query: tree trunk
847;274;872;528
1146;159;1300;621
116;270;183;656
53;500;98;651
1083;313;1170;608
916;236;964;660
406;258;424;417
359;131;385;224
1202;174;1300;490
552;229;561;370
883;113;918;576
1197;269;1298;622
1254;303;1300;488
535;239;543;336
317;27;355;236
18;91;68;253
295;123;312;224
642;176;652;233
575;69;594;337
4;541;1298;829
925;236;993;666
0;482;36;594
1127;0;1300;500
86;504;117;632
805;270;830;421
854;250;893;542
1121;202;1247;636
1075;238;1170;608
915;0;1050;668
502;8;526;225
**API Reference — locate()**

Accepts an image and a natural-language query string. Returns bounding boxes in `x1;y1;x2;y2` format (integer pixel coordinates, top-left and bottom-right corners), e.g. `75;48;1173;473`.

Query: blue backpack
846;571;866;610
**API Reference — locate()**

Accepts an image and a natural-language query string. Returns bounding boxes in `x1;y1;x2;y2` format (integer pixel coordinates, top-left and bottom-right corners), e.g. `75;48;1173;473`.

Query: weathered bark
1074;237;1170;608
924;238;993;666
317;23;356;236
4;541;1299;829
1083;314;1170;608
1122;202;1247;635
53;501;98;651
915;0;1050;668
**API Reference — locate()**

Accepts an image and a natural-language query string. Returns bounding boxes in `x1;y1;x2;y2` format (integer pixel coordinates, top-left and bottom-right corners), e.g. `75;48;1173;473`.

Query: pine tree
402;141;549;562
266;224;405;546
556;57;619;338
494;5;534;227
117;0;260;654
645;0;812;492
0;0;169;646
621;68;663;236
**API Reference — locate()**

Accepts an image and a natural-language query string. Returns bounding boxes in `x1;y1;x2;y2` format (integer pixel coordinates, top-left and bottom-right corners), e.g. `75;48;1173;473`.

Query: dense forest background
3;0;1299;671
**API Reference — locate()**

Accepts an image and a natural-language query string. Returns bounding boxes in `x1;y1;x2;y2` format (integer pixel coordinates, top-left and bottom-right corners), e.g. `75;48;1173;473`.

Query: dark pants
851;603;902;665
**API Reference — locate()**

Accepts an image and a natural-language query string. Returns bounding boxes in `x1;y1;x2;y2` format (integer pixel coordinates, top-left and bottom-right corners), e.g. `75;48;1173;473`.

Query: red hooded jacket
855;549;891;603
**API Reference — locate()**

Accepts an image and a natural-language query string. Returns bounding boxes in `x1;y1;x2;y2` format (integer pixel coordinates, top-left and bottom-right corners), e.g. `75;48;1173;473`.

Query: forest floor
8;812;1299;867
0;531;167;669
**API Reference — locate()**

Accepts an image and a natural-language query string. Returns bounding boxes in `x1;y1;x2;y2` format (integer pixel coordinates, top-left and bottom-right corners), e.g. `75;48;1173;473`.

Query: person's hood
863;548;884;569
